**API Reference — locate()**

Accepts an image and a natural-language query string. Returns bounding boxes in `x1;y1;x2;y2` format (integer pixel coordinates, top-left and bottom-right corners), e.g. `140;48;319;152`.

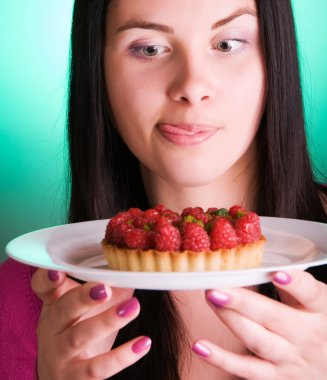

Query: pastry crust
102;236;266;272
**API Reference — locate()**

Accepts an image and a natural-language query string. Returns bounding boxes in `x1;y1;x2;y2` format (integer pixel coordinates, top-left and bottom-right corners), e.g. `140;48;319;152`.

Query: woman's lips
157;123;219;146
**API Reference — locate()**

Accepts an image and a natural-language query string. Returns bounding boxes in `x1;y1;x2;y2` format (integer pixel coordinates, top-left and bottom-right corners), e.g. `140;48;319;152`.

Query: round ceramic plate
6;217;327;289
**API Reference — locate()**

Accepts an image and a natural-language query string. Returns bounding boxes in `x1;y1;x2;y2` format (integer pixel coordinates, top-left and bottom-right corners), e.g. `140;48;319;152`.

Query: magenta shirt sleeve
0;259;42;380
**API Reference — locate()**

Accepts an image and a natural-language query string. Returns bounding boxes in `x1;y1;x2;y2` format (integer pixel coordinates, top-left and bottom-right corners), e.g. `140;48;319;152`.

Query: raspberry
107;204;262;252
127;207;143;218
124;227;153;250
228;205;246;219
105;212;131;242
131;209;158;229
153;218;181;251
194;213;209;224
181;223;210;252
144;209;159;219
154;204;166;213
234;212;261;244
133;214;155;229
161;209;182;224
182;206;203;217
133;215;148;229
181;207;209;224
112;221;132;247
181;207;194;217
183;215;204;226
192;207;205;216
210;217;238;250
178;220;191;235
153;216;171;229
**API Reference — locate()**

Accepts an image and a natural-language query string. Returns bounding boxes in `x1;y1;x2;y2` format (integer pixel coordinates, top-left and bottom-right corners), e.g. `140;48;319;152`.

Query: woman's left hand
192;270;327;380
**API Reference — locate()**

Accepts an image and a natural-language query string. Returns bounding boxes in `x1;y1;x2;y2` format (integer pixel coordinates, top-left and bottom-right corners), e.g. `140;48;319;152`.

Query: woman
1;0;327;379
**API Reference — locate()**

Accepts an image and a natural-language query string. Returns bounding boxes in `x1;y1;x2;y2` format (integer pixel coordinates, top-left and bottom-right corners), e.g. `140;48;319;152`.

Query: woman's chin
141;160;236;189
159;170;226;189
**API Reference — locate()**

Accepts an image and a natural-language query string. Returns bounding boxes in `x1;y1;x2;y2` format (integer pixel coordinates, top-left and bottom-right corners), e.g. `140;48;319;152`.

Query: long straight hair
67;1;327;379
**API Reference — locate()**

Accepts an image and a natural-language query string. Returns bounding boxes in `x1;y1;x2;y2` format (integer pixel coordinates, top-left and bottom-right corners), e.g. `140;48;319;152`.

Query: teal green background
1;1;327;263
0;1;74;262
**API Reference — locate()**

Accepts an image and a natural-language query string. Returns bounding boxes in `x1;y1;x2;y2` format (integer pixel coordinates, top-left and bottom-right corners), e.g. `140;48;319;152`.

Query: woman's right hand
32;269;151;379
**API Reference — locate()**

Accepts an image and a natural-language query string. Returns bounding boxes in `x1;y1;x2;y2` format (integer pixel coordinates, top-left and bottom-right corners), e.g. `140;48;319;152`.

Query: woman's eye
131;44;169;59
142;45;164;56
216;39;244;53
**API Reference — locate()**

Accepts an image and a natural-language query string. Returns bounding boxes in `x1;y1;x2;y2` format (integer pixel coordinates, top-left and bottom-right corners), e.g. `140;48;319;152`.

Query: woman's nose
167;54;215;105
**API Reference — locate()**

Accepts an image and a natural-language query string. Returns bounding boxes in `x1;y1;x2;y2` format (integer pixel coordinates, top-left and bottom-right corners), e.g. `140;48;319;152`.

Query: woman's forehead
105;0;258;35
106;0;257;19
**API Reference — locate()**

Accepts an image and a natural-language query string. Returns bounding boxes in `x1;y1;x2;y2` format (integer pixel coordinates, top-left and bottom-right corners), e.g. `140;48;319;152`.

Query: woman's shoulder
0;258;41;314
0;259;41;378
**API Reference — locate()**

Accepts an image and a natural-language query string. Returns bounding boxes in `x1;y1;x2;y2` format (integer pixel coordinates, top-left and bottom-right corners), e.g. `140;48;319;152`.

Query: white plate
6;217;327;290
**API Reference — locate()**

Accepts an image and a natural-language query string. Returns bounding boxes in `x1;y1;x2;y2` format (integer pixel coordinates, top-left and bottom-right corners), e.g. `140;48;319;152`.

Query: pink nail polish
116;297;139;317
273;271;292;285
206;289;231;307
192;342;211;358
132;337;152;354
89;284;107;300
48;270;59;282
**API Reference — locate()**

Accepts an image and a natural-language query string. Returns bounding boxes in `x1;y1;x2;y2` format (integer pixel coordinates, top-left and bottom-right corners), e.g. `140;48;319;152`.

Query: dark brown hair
67;1;327;378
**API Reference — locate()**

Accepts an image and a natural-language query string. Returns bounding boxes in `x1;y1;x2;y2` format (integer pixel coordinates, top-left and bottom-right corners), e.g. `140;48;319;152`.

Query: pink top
0;258;41;380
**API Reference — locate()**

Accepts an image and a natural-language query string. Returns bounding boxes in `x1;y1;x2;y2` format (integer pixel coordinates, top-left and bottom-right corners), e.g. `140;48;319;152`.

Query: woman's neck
140;147;258;213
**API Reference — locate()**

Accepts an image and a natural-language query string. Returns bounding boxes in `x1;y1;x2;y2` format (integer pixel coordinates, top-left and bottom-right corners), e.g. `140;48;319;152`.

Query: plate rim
5;217;327;289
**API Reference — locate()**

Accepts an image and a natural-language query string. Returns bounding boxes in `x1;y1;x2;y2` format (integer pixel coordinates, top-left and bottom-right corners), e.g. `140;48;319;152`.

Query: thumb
31;268;80;305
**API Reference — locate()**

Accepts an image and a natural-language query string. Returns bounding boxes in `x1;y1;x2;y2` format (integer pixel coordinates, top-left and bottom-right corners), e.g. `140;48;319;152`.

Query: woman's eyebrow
115;20;174;35
212;7;256;29
114;7;256;35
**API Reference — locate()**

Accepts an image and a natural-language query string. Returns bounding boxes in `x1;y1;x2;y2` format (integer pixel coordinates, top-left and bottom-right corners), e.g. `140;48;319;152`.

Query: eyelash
129;45;170;62
213;39;248;55
128;38;248;62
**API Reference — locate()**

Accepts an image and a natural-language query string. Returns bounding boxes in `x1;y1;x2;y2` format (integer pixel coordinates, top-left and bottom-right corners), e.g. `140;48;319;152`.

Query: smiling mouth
157;123;220;146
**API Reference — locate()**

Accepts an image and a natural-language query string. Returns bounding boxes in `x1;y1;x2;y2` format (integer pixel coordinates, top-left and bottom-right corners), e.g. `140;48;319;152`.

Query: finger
205;288;303;342
273;270;327;312
48;283;113;333
31;269;79;304
65;336;152;379
210;307;293;363
192;339;276;380
58;297;141;360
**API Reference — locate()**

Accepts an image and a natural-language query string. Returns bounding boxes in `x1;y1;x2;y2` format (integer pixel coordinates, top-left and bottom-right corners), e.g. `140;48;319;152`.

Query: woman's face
104;0;266;187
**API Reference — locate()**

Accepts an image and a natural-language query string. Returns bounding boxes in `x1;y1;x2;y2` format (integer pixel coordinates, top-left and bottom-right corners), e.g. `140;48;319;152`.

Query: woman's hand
192;270;327;380
32;269;151;380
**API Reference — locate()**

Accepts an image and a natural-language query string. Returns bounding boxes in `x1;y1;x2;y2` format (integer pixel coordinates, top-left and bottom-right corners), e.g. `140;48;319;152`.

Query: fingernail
132;337;152;354
89;284;107;300
192;341;211;358
273;271;292;285
116;297;139;317
48;270;59;282
206;289;231;307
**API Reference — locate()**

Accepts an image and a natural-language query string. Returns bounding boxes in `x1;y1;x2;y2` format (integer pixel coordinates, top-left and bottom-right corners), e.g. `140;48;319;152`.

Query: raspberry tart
101;205;266;272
